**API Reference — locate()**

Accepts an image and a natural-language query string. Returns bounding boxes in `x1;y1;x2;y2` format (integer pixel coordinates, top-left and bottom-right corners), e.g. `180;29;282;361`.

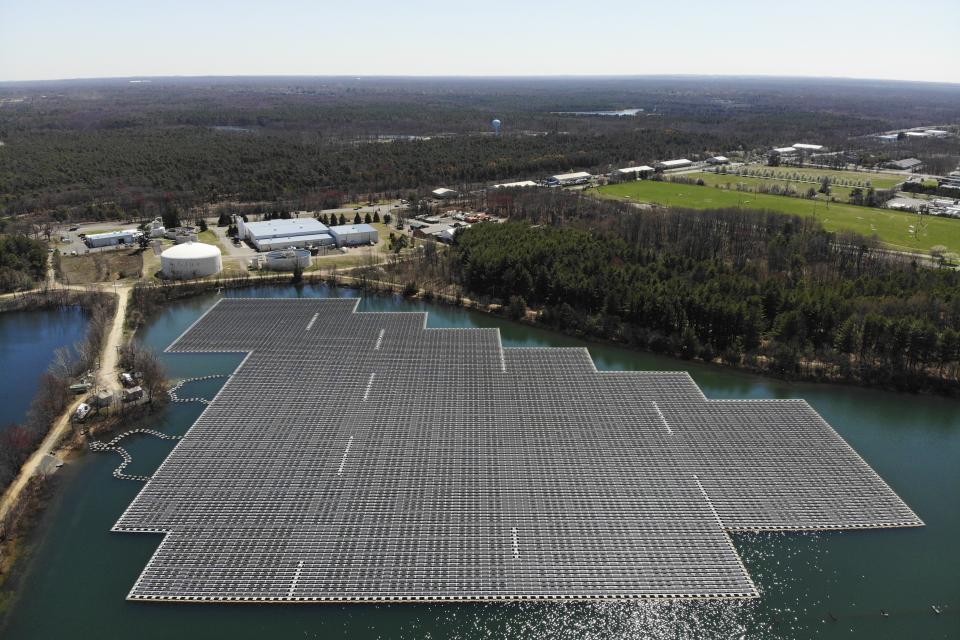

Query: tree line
0;234;47;292
434;190;959;394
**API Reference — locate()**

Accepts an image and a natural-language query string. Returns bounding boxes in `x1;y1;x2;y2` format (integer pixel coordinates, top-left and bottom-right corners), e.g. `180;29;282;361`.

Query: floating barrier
89;428;182;482
167;374;229;405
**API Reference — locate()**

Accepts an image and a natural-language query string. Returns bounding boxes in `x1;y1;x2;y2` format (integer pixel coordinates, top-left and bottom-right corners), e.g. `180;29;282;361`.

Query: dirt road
0;285;130;525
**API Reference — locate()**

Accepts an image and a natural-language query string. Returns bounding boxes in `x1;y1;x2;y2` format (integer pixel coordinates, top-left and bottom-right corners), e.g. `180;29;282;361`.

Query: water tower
491;118;502;135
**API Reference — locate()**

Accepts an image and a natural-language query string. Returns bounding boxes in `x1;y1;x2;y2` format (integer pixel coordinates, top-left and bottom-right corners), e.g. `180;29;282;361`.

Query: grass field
685;172;857;201
58;250;143;284
731;165;904;189
596;181;960;254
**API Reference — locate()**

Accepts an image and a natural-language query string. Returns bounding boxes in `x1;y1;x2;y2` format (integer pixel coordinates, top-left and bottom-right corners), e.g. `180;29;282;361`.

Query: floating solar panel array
114;298;922;602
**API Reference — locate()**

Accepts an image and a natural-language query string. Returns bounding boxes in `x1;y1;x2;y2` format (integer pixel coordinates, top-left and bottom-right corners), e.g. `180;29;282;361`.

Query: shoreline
0;269;957;607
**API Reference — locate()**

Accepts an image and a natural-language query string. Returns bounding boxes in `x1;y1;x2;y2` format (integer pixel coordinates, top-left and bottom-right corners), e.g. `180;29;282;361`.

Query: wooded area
2;76;959;220
0;235;46;292
391;190;959;394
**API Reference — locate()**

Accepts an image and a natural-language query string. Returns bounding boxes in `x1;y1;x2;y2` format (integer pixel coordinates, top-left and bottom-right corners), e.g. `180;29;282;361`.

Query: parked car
74;403;92;421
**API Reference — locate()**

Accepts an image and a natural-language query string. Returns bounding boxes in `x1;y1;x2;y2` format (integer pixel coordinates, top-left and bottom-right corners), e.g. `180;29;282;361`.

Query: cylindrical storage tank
160;242;222;279
264;249;311;271
173;231;198;244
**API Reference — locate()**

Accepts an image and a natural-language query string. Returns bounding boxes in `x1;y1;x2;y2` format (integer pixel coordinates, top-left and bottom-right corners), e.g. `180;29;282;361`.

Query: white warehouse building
237;218;334;251
84;230;139;248
545;171;592;186
614;165;655;180
329;224;379;247
654;159;693;171
161;242;222;279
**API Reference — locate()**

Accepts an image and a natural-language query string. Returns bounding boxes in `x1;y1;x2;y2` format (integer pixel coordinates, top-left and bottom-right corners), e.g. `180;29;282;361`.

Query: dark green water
0;307;88;427
1;285;957;638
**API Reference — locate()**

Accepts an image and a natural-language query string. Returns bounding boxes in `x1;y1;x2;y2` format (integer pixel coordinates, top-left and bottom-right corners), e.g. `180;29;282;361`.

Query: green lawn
685;172;856;201
596;181;960;254
731;164;904;189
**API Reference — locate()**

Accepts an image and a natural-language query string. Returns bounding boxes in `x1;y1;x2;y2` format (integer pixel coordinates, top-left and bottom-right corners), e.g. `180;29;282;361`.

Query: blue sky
2;0;958;83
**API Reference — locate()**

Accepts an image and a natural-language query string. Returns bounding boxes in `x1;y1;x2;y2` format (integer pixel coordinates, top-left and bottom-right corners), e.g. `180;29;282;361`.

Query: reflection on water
1;285;956;639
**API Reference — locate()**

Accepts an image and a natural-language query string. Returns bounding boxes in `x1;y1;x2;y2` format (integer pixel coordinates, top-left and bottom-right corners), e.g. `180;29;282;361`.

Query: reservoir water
0;307;88;427
1;285;957;638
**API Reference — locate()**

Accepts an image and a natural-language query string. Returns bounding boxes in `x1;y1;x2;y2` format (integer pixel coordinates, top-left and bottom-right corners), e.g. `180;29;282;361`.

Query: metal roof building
238;218;332;251
885;157;924;171
616;165;655;175
84;230;139;248
546;171;592;186
654;159;693;170
329;224;379;247
493;180;538;188
431;187;459;199
792;143;824;151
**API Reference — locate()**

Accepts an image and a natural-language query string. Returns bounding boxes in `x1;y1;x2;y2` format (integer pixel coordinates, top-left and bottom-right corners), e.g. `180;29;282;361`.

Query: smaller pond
0;307;89;428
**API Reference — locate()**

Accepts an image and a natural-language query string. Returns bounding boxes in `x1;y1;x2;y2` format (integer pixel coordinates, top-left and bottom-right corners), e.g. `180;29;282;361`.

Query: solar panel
113;298;922;602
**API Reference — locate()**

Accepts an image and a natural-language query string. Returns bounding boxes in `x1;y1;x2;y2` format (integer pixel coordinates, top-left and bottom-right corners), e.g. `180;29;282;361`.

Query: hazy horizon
2;73;960;88
2;0;959;84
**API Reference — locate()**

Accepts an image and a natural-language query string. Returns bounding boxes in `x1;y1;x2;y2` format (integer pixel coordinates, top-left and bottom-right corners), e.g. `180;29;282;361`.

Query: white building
925;129;950;137
654;159;693;171
329;224;379;247
431;187;459;199
614;165;655;179
237;217;334;251
904;131;930;138
264;249;311;271
705;156;729;165
885;157;924;172
546;171;592;186
792;143;825;152
145;218;166;238
84;230;139;248
770;146;798;156
160;242;222;279
493;180;538;188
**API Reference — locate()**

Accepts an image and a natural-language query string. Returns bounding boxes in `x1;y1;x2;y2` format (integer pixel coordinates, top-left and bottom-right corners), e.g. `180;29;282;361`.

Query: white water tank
264;248;311;271
160;242;222;279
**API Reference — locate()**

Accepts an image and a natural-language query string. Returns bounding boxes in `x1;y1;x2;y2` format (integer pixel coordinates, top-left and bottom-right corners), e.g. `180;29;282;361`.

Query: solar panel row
113;298;921;602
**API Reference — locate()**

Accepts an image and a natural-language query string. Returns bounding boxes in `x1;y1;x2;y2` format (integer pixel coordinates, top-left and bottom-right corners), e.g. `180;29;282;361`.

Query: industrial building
164;227;198;244
705;156;729;165
792;143;825;151
84;230;139;248
263;249;311;271
885;157;924;172
145;218;166;238
431;187;459;199
329;224;379;247
160;242;222;279
237;218;334;251
770;146;798;156
545;171;592;186
654;159;693;171
493;180;538;188
613;165;655;180
113;299;921;604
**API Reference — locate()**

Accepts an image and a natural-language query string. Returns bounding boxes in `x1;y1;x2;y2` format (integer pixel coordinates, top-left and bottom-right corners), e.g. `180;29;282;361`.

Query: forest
0;235;47;292
388;190;960;394
2;76;959;220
